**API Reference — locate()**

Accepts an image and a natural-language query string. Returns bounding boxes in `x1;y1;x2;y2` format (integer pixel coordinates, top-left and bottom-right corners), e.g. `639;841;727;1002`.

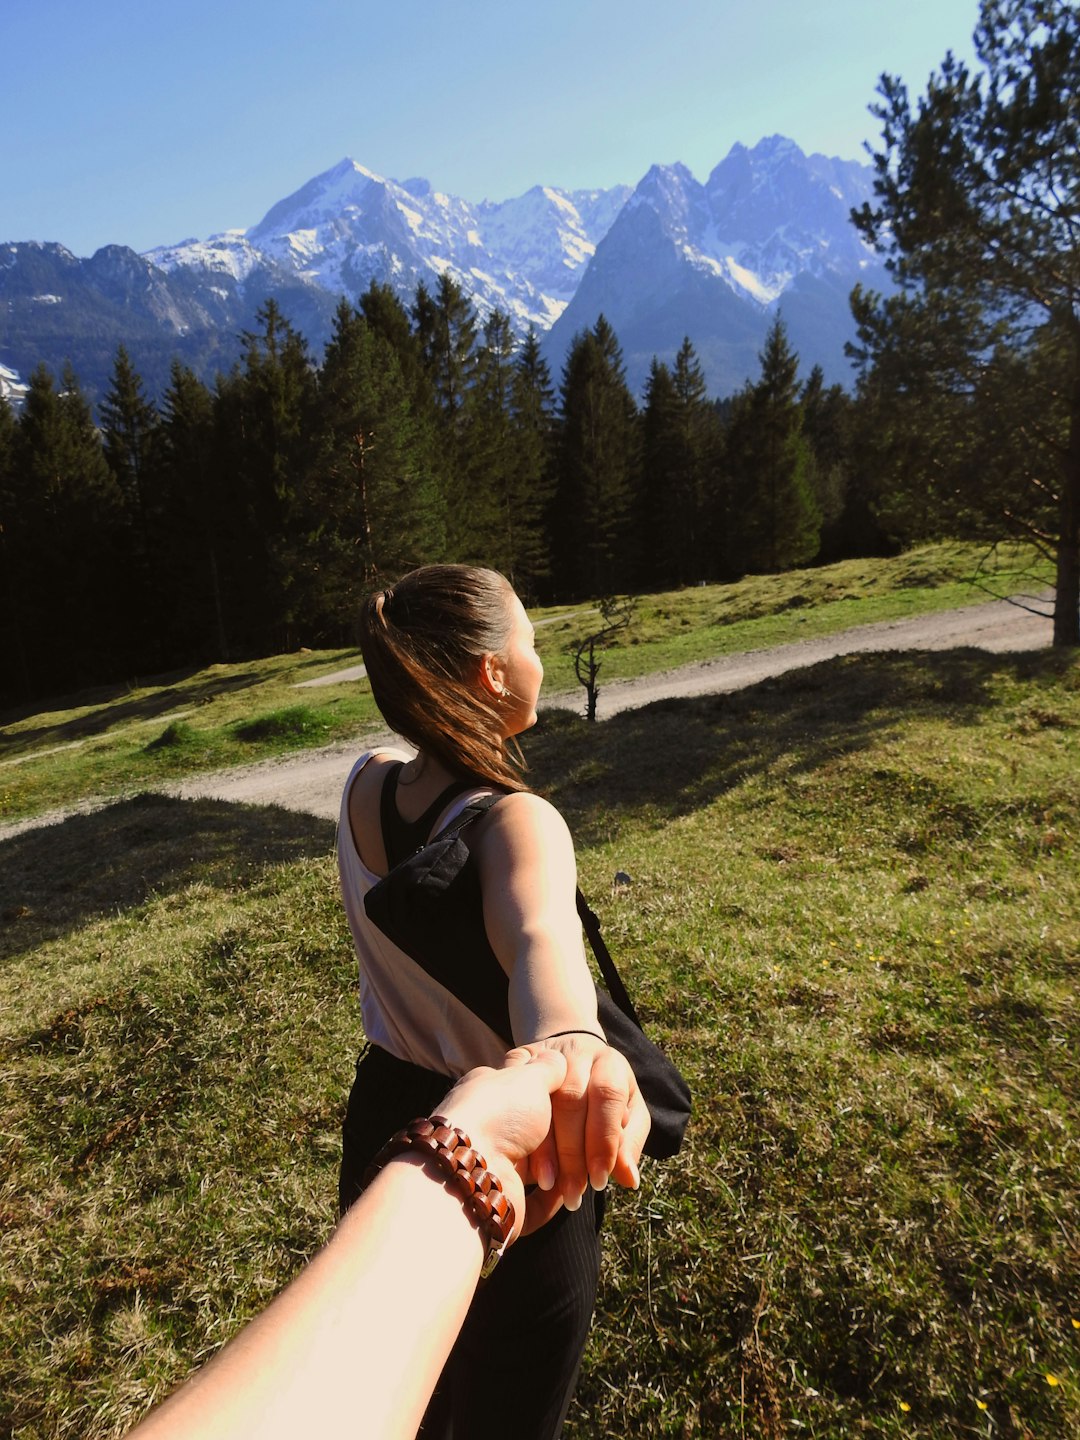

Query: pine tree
306;300;446;623
412;274;480;556
101;346;159;528
851;0;1080;644
158;361;232;662
553;316;640;596
642;338;725;587
7;364;125;695
100;345;165;663
725;318;821;574
225;300;318;650
641;358;679;588
0;394;31;701
507;328;557;597
466;308;520;571
800;365;854;560
359;280;432;412
413;273;478;424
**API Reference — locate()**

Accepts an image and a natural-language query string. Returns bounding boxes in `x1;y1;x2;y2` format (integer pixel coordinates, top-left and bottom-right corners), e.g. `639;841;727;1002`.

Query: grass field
2;545;1076;1437
0;541;1051;827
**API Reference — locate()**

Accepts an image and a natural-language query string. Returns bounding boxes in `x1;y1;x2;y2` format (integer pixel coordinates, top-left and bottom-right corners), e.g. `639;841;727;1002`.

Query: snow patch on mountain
140;140;874;340
0;362;29;406
143;158;631;333
149;230;263;283
617;142;876;311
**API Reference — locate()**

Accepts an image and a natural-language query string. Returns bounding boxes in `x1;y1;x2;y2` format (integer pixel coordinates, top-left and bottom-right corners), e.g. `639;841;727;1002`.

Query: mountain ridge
0;137;883;406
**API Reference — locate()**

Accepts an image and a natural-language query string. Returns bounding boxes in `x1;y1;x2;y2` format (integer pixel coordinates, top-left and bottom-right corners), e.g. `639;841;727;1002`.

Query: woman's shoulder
476;790;573;851
344;748;411;822
356;746;412;770
487;788;564;820
347;747;411;788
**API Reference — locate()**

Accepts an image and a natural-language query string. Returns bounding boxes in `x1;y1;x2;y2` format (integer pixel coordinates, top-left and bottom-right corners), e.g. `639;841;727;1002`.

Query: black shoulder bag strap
574;888;691;1159
575;889;641;1027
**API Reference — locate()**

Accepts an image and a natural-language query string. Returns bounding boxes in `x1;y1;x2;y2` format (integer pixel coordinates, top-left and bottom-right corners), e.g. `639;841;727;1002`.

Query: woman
337;564;649;1439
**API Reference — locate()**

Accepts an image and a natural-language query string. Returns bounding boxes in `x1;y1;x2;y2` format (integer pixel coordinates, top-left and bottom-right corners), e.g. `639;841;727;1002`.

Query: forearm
130;1154;484;1440
506;928;600;1043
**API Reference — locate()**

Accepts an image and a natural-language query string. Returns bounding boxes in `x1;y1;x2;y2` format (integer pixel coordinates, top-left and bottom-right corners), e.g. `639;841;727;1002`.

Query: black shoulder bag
363;797;691;1159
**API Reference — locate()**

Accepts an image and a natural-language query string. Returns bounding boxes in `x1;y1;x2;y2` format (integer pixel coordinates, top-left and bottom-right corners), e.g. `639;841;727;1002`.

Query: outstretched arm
129;1051;567;1440
475;793;651;1213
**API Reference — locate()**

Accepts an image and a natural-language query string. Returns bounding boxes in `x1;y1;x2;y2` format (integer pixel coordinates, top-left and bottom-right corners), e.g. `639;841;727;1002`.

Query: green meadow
1;543;1077;1436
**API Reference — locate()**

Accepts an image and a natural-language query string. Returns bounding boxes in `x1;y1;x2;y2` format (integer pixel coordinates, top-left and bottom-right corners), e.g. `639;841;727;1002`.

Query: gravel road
1;593;1054;838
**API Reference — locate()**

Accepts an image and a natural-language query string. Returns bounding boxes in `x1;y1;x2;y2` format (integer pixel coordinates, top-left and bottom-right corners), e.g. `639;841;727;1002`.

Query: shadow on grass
0;670;270;755
527;646;1075;843
0;793;335;962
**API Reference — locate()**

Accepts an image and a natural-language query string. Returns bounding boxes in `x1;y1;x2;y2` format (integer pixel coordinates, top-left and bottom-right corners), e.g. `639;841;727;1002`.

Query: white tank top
336;750;508;1078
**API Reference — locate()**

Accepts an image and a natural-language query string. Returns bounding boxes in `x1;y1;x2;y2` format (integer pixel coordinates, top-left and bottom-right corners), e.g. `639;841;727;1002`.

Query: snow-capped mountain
146;159;632;335
0;137;883;407
546;135;885;395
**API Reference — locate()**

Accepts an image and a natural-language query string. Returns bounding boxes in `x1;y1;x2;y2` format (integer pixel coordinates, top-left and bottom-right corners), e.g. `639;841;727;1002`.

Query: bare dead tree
572;595;636;722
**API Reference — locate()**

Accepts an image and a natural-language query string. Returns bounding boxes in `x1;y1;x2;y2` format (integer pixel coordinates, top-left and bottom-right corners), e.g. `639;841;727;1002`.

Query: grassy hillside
0;541;1051;826
2;637;1076;1437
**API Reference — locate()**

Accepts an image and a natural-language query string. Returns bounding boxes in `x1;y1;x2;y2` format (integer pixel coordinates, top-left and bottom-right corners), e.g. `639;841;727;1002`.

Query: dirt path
1;594;1054;837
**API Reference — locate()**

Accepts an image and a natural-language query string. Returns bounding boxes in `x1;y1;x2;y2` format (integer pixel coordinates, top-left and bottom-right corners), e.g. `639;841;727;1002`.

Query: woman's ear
478;652;506;699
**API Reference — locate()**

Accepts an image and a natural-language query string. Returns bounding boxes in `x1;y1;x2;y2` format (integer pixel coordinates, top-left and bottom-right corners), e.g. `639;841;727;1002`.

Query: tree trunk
1053;367;1080;647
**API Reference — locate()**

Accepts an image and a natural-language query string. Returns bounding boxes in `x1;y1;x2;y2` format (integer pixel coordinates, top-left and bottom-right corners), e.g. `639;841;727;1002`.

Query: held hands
437;1041;651;1241
434;1048;569;1243
519;1032;651;1223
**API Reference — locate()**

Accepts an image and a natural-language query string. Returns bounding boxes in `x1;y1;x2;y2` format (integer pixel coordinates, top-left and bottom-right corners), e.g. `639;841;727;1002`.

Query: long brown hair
358;565;529;791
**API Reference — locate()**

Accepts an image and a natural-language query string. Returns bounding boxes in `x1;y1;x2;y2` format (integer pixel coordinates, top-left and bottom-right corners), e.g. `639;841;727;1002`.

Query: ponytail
358;566;528;792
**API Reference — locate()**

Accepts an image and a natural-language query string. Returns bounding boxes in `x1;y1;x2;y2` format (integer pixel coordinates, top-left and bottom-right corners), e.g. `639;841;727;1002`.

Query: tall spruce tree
799;365;856;560
642;338;724;587
553;316;640;596
413;273;479;422
159;361;231;662
100;346;165;664
0;394;31;700
725;318;821;574
7;364;124;695
641;358;680;588
467;308;522;571
851;0;1080;644
507;329;557;598
359;280;432;413
224;300;317;650
101;346;159;529
307;300;445;618
412;275;480;555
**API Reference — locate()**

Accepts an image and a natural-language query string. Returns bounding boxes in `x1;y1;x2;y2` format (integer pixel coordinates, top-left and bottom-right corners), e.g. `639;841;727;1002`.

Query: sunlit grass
0;652;383;825
535;540;1053;691
2;641;1076;1437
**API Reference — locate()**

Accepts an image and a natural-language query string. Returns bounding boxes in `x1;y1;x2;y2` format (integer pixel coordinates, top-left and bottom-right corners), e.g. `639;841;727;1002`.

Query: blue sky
2;0;981;257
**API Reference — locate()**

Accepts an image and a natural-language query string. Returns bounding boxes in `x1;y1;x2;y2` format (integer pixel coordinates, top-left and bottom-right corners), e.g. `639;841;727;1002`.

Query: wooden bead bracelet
363;1115;515;1279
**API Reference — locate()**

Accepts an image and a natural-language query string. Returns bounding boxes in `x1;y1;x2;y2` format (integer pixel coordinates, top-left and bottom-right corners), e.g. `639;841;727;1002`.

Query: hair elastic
540;1029;607;1043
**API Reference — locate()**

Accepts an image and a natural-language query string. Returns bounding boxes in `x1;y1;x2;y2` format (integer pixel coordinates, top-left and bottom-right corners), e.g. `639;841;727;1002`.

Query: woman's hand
519;1033;651;1218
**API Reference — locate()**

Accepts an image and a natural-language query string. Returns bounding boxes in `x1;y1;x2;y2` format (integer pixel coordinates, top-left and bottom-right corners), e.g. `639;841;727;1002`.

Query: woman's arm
475;793;651;1210
128;1051;567;1440
476;792;598;1039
